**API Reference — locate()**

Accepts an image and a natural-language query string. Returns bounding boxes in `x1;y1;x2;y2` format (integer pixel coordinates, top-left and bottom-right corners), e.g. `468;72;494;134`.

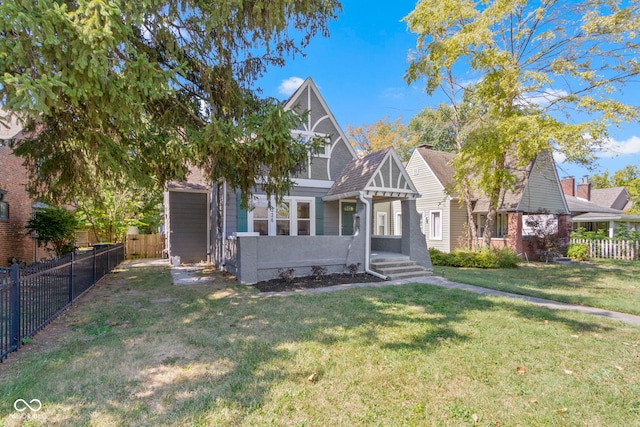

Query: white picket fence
570;239;640;260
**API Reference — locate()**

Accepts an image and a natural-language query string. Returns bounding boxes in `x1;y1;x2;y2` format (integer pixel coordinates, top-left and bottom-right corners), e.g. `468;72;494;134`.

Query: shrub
278;268;295;282
346;263;360;277
429;247;520;269
567;243;589;261
311;265;327;280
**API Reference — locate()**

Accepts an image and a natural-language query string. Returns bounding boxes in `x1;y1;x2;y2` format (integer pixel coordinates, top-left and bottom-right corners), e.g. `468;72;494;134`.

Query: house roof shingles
326;147;392;198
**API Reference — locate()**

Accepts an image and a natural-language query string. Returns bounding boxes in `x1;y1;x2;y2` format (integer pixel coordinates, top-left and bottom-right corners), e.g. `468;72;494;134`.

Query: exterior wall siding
168;191;209;263
407;153;453;252
518;152;568;214
449;200;470;251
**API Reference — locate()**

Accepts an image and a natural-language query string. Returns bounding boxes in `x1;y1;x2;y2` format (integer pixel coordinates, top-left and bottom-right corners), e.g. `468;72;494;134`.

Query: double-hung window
249;196;315;236
430;210;442;240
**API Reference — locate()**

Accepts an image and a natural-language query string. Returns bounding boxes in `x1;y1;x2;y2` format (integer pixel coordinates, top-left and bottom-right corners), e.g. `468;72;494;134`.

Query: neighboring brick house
0;113;47;266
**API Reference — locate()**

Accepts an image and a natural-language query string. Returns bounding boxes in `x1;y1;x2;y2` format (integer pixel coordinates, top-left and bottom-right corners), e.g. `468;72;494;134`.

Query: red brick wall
0;145;38;266
560;177;575;197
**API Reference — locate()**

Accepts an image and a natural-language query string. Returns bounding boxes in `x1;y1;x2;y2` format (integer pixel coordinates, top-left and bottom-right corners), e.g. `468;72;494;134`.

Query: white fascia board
292;178;335;188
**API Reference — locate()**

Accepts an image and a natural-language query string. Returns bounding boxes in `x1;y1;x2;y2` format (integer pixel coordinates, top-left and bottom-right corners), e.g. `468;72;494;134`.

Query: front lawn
0;263;638;426
439;259;640;315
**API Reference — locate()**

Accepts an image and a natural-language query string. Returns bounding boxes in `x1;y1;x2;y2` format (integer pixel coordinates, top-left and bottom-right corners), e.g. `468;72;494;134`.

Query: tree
73;181;163;243
25;207;79;257
405;0;640;247
407;104;458;153
591;165;640;215
346;116;415;161
1;0;339;205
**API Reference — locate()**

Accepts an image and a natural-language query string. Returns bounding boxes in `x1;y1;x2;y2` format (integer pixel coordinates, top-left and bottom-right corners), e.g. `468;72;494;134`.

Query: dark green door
341;202;356;236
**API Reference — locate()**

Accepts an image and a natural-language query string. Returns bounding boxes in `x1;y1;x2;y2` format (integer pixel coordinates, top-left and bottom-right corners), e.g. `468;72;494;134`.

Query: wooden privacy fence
126;234;165;259
570;239;640;260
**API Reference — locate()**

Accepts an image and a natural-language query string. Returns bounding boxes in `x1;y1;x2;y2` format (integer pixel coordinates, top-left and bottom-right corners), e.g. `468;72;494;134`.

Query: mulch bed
254;273;385;293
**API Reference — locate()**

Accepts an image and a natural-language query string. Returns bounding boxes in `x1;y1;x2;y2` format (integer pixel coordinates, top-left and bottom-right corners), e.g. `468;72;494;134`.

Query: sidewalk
260;274;640;327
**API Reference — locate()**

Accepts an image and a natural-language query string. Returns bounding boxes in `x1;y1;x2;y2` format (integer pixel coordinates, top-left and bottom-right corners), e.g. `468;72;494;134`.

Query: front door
341;202;356;236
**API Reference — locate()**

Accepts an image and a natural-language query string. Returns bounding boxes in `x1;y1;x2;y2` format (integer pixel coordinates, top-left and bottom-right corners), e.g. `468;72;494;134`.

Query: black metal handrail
0;244;125;361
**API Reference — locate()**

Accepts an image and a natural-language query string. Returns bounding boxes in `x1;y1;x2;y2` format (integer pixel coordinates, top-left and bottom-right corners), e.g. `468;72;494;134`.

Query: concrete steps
370;256;432;280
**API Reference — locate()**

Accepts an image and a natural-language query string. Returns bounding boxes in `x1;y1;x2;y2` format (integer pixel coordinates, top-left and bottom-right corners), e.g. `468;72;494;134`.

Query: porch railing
0;244;125;361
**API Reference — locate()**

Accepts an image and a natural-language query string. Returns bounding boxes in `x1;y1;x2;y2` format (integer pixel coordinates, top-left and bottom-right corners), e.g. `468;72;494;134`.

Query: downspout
359;192;387;280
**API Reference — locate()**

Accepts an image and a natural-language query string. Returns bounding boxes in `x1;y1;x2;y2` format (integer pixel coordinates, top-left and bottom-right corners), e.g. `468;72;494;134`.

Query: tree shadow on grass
0;266;625;426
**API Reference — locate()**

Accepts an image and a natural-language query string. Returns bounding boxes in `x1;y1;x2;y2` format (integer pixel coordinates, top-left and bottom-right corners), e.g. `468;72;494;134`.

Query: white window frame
248;195;315;236
395;212;402;236
430;210;443;240
420;212;426;234
376;212;388;236
291;130;331;159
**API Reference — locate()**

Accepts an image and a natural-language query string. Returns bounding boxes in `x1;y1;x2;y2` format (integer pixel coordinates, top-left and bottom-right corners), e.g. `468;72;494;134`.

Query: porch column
401;198;432;270
609;221;615;238
345;198;367;273
507;212;523;255
557;214;571;245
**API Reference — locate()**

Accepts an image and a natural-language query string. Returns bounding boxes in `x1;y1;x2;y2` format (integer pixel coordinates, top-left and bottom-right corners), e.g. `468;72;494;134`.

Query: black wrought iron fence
0;244;125;361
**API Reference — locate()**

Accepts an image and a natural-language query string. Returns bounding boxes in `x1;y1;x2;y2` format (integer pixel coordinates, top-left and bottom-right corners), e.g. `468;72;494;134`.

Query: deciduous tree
405;0;640;247
346;116;415;161
591;165;640;215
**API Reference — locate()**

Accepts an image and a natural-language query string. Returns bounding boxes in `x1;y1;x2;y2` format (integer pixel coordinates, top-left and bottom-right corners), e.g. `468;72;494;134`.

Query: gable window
0;190;7;220
292;130;331;158
430;210;442;240
248;196;315;236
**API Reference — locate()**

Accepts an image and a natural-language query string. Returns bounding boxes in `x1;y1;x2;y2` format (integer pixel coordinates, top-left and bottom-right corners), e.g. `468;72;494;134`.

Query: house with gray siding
164;78;432;283
403;145;571;258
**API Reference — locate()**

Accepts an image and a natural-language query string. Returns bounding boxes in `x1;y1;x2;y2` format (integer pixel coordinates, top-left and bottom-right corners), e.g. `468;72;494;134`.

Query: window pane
252;199;269;219
0;202;7;220
276;202;290;219
276;220;290;235
298;220;311;235
297;202;310;219
431;212;441;239
254;220;268;236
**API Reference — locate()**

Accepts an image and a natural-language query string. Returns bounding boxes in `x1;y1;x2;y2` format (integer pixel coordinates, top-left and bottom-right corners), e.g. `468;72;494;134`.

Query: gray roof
564;194;623;215
326;147;392;198
572;212;640;222
415;146;456;190
590;187;630;210
472;161;533;213
167;167;210;191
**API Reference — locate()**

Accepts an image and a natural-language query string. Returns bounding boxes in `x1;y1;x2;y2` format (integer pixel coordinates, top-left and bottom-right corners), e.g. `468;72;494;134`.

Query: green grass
438;259;640;316
1;263;639;426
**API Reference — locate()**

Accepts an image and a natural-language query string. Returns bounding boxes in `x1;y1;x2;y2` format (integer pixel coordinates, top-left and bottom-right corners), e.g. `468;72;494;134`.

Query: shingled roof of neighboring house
326;147;392;198
166;166;210;191
415;145;543;212
565;194;625;215
415;146;457;190
590;186;632;211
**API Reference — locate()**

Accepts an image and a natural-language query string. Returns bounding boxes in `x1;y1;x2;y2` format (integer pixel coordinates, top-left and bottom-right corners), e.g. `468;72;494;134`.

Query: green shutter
315;197;324;235
237;194;248;232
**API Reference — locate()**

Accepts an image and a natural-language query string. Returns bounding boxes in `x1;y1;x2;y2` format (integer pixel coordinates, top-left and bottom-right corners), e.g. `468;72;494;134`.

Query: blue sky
255;0;640;181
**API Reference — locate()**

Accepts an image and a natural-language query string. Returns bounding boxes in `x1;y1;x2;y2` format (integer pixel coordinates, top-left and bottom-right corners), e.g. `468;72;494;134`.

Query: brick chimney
561;177;575;197
576;176;591;201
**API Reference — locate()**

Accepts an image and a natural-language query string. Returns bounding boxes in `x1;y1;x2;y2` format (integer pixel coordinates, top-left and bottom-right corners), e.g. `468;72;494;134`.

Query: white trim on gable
283;77;358;161
411;148;447;193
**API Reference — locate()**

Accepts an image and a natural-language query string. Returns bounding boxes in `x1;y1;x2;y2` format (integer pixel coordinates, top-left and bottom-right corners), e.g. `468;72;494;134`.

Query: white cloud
278;77;304;96
382;87;407;99
520;88;568;107
598;136;640;158
553;151;567;163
